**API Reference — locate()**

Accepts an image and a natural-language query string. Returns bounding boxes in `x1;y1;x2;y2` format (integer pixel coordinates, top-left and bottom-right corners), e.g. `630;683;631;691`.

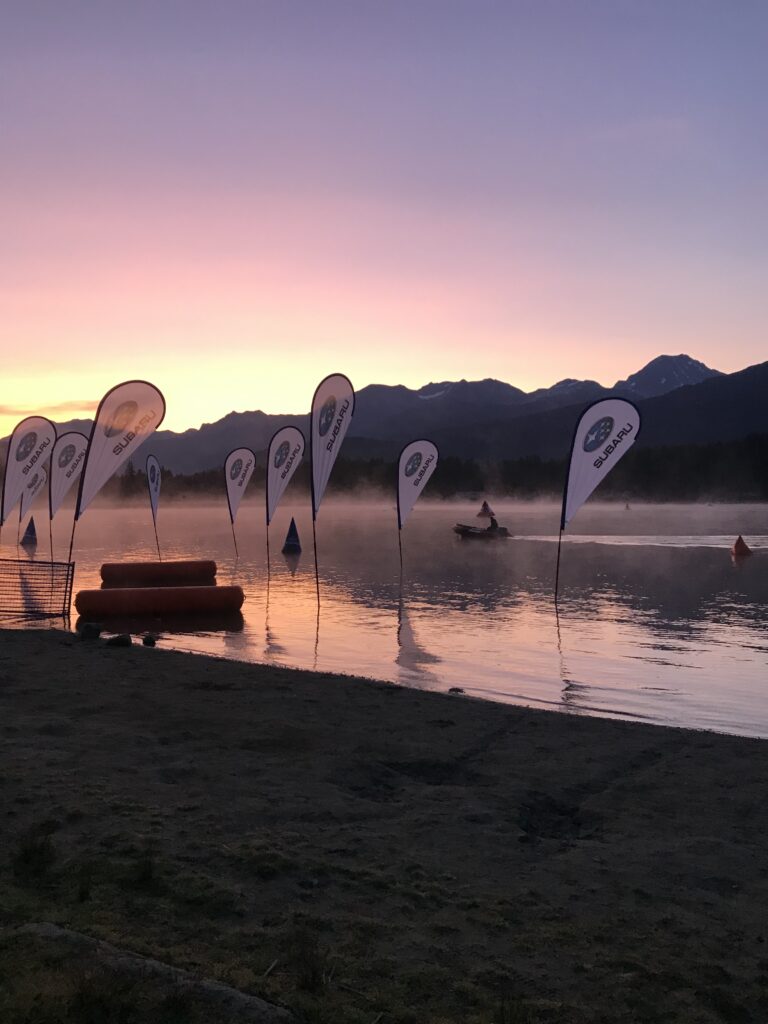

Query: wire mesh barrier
0;558;75;618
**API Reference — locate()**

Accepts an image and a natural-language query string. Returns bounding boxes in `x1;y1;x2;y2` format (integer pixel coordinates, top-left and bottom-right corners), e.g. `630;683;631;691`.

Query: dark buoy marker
282;517;302;555
732;535;752;559
20;516;37;552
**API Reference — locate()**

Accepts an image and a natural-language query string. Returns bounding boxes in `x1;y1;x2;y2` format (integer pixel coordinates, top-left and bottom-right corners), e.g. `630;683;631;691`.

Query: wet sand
1;628;767;1023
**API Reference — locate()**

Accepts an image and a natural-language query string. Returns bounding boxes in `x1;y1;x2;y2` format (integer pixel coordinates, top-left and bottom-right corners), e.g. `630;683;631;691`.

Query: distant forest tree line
106;433;768;503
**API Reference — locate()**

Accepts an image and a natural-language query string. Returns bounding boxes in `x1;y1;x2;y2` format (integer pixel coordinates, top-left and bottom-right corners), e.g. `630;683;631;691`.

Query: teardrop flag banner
146;454;162;559
1;416;57;527
20;465;48;521
224;447;255;558
225;447;256;524
309;373;355;602
555;397;641;602
310;373;355;521
49;431;88;520
266;426;304;526
397;440;439;531
75;381;166;520
146;455;161;524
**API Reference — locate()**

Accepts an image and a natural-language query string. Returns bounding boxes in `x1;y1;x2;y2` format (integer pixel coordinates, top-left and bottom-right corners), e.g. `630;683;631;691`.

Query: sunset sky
2;1;766;434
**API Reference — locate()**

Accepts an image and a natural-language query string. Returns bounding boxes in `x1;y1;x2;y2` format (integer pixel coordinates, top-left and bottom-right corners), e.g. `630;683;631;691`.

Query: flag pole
230;520;239;560
398;527;403;575
67;517;77;565
153;520;162;561
554;529;563;606
312;516;320;605
266;521;271;585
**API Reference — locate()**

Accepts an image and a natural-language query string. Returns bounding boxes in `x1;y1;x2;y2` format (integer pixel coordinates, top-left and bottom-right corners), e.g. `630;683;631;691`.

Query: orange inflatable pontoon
100;560;217;587
75;584;244;618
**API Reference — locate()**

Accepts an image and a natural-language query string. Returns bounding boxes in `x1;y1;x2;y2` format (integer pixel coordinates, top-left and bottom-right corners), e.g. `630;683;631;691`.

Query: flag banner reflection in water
310;373;355;520
561;398;642;529
75;381;166;519
397;440;439;530
146;455;162;525
20;466;48;520
266;426;304;525
224;447;256;524
1;416;57;525
49;432;88;519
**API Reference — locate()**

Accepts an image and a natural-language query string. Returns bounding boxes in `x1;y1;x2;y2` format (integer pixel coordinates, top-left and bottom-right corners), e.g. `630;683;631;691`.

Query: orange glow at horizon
2;188;763;440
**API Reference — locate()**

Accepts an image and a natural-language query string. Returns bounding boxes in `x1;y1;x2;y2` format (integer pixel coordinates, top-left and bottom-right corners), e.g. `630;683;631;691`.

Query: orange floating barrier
100;560;217;587
75;584;243;618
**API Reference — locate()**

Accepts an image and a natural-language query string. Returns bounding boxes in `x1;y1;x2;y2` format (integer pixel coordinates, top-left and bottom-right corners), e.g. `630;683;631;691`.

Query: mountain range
10;354;768;473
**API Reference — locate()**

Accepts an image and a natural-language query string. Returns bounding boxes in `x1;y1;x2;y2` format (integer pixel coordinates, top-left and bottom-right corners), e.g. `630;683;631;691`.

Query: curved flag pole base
153;524;162;561
67;517;78;566
266;523;271;591
230;521;239;561
49;518;54;562
312;517;320;606
398;528;403;577
554;529;564;608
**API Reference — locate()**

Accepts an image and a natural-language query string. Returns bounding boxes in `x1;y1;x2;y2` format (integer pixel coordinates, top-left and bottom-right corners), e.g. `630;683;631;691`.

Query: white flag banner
310;373;355;519
1;416;57;525
49;431;88;519
397;440;439;529
20;466;48;520
561;398;641;529
266;426;304;525
76;381;166;519
225;447;256;524
146;454;162;525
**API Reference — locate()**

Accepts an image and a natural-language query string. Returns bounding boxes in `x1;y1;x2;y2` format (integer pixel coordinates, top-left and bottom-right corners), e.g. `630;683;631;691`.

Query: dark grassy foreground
1;629;768;1023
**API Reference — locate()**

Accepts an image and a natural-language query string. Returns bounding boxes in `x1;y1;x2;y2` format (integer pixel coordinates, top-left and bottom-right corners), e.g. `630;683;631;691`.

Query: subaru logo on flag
274;441;290;468
104;400;138;438
583;416;614;453
149;465;157;484
16;431;37;461
318;396;337;437
230;458;243;480
404;452;423;477
58;444;76;468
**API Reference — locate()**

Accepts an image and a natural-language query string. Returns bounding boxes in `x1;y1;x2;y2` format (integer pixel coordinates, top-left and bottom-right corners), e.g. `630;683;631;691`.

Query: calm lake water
15;499;768;738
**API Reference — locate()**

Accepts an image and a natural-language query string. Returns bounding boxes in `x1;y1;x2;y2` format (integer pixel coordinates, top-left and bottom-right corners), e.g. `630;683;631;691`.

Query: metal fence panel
0;558;75;618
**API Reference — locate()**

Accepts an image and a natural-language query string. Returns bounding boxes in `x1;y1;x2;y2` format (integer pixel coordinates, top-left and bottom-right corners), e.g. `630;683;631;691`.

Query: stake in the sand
555;398;642;605
396;439;439;574
309;373;355;602
224;446;256;560
265;425;305;575
48;431;88;561
146;454;163;560
71;380;166;563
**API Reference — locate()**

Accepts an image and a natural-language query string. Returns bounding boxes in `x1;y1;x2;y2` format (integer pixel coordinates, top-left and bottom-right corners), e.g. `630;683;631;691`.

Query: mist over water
17;499;768;738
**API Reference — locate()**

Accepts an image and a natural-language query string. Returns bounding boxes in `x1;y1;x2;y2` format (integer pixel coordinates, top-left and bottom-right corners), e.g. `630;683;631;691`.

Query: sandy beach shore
1;628;767;1023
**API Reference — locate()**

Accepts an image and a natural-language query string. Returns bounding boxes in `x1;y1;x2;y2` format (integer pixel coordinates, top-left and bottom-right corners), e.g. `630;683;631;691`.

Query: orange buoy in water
75;584;243;618
101;560;217;587
731;535;753;559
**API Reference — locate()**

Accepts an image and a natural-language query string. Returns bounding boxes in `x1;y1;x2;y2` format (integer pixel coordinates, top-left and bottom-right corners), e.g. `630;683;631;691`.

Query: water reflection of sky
10;499;768;738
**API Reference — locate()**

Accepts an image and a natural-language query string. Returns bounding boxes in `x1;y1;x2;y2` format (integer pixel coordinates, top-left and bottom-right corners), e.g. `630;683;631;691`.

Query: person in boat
486;516;500;533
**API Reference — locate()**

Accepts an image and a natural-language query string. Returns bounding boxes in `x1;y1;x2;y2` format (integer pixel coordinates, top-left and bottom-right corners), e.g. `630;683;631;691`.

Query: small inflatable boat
453;523;511;540
75;584;244;618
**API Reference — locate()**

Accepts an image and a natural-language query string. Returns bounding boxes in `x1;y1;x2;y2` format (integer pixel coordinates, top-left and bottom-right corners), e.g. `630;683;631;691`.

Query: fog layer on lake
20;499;768;738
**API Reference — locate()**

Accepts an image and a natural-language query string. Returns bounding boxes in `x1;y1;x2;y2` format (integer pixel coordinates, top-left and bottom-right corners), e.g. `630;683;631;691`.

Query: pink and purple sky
2;1;766;434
